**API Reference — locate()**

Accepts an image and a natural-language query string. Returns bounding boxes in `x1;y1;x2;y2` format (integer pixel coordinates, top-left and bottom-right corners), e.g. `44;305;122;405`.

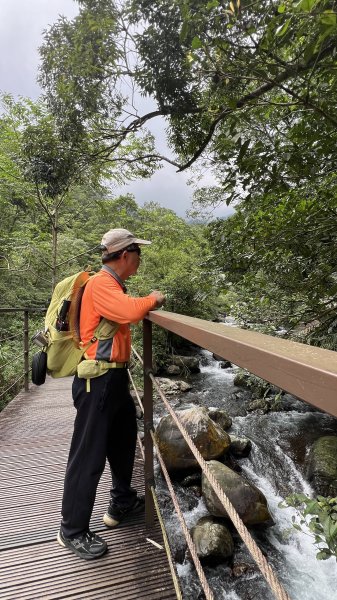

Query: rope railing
150;486;183;600
132;344;292;600
0;373;25;401
0;307;45;399
151;430;215;600
127;356;182;599
0;332;22;343
0;351;26;371
150;372;292;600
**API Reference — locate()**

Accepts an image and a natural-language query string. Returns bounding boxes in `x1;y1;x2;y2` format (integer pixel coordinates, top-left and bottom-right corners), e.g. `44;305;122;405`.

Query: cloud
0;1;234;221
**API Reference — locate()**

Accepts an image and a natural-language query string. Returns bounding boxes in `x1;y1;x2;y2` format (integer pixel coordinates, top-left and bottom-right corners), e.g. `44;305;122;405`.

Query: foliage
279;493;337;561
130;0;337;201
204;176;337;345
38;0;160;177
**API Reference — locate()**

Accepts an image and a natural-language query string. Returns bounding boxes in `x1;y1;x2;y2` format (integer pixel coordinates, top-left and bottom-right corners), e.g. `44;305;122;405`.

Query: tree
204;176;337;346
130;0;337;204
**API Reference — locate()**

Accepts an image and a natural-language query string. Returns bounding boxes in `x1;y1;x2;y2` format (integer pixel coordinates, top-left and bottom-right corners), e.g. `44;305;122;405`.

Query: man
57;228;165;559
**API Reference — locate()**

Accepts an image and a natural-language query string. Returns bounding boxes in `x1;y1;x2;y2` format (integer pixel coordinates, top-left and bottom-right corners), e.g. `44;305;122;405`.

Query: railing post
143;317;155;527
24;310;29;392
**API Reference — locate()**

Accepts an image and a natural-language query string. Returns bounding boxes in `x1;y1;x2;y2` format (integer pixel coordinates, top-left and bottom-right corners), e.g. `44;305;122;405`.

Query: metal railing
140;310;337;600
0;308;45;403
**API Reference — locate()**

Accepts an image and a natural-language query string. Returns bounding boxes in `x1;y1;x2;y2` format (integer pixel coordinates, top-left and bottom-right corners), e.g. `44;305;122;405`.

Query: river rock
208;407;232;431
229;435;252;458
191;516;234;561
202;460;272;525
171;355;200;373
220;361;232;369
166;365;181;375
306;436;337;495
246;398;270;414
155;378;192;395
156;407;231;471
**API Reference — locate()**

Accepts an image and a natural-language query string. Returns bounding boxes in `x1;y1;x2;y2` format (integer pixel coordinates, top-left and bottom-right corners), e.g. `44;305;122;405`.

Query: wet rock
202;460;273;525
229;435;252;458
220;361;232;369
208;407;232;431
191;516;234;561
232;563;255;577
166;364;181;376
171;355;200;373
306;435;337;496
156;407;231;471
180;473;202;487
246;398;270;414
234;371;280;399
155;378;192;395
189;485;202;498
233;372;250;389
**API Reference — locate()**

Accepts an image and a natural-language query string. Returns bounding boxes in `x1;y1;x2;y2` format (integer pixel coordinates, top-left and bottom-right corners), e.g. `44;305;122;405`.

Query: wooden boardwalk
0;377;177;600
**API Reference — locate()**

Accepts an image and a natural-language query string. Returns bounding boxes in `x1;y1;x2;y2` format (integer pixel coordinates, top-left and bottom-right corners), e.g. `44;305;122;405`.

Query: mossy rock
306;436;337;495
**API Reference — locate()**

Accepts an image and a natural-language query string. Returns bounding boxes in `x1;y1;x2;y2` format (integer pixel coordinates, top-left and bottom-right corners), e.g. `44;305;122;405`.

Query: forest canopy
1;0;337;406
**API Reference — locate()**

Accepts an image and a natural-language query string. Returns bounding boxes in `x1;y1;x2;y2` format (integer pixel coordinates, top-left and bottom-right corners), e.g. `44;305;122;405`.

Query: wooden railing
144;310;337;418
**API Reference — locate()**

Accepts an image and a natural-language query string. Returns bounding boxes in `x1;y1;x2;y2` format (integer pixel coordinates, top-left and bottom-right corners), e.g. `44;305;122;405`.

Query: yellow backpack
32;270;118;383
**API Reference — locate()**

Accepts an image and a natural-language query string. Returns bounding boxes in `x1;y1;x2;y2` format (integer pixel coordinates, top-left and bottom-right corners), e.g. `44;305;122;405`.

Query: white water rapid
155;351;337;600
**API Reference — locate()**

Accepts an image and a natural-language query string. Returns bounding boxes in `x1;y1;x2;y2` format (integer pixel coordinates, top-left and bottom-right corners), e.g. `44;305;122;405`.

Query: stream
153;350;337;600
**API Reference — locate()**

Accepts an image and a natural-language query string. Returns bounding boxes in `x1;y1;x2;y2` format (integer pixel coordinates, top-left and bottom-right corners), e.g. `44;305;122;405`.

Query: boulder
171;355;200;373
306;436;337;496
229;435;252;458
202;460;272;525
166;364;181;376
208;407;232;431
156;407;231;471
191;516;234;561
155;378;192;395
220;361;232;369
246;398;270;414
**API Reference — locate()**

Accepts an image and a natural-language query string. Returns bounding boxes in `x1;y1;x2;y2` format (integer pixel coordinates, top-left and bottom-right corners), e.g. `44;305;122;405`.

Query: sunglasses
125;244;141;256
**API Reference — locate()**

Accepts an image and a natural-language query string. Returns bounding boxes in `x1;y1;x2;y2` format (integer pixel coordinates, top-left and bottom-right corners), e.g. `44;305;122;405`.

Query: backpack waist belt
77;359;128;392
96;361;128;369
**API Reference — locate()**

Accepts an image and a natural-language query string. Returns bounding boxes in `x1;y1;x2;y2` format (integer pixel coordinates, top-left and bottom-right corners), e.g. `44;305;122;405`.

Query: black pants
61;369;137;537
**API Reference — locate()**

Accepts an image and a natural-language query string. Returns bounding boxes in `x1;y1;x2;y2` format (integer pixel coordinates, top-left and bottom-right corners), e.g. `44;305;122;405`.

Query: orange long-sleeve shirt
80;269;157;362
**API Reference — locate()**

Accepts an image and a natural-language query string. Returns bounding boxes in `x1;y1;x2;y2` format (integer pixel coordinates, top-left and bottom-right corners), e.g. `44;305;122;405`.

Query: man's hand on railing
149;290;166;308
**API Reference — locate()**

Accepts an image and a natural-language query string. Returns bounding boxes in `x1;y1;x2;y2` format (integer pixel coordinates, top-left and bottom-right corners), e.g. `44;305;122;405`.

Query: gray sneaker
57;528;107;560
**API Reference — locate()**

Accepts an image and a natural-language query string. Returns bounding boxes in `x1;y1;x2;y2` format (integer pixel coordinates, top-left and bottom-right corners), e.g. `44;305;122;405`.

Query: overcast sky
0;0;232;219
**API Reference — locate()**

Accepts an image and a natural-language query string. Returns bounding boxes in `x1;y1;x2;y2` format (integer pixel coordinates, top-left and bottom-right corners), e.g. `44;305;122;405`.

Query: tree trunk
51;207;58;293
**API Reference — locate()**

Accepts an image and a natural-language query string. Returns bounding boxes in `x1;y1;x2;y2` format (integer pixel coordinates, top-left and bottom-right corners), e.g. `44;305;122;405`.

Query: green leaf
228;99;237;109
191;36;203;49
238;139;250;161
294;0;317;12
180;19;189;42
275;18;291;37
320;11;337;27
316;550;330;560
206;0;219;9
278;4;286;13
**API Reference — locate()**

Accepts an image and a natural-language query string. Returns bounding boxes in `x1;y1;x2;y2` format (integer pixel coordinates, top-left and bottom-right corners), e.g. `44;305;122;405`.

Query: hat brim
133;238;151;246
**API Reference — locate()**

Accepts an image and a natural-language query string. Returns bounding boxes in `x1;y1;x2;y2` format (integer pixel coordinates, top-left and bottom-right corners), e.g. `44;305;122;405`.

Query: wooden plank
0;378;178;600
